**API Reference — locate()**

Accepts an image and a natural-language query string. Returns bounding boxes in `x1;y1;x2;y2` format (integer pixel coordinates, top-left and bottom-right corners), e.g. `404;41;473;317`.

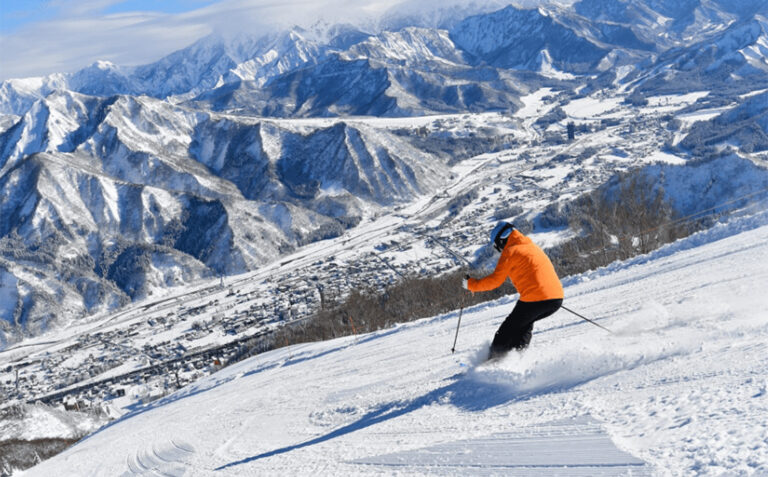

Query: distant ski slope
26;210;768;475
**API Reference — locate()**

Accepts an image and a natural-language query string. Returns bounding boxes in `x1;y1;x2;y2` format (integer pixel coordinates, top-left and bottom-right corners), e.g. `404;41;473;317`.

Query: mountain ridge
3;0;767;116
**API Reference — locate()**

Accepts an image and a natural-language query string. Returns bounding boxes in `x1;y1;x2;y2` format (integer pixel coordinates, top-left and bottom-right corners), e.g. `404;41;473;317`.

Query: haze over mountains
1;0;768;345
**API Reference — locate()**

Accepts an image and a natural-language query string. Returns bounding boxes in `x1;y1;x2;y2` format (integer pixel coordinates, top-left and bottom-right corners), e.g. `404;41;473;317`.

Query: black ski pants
491;298;563;352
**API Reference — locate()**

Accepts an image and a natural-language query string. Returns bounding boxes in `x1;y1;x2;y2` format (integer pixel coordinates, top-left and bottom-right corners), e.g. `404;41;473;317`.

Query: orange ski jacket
467;229;563;302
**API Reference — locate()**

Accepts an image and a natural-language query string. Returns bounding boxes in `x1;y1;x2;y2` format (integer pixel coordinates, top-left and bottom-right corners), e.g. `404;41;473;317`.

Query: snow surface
562;96;624;119
24;211;768;476
516;87;556;119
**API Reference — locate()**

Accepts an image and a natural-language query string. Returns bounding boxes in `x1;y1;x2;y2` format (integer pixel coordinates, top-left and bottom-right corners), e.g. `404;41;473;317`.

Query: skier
462;221;563;360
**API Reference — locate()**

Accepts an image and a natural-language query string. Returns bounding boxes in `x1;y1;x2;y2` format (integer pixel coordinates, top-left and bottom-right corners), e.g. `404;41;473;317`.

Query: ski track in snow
124;439;195;477
25;215;768;476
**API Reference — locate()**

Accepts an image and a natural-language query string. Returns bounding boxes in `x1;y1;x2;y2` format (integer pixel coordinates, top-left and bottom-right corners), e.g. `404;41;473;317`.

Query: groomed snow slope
26;213;768;476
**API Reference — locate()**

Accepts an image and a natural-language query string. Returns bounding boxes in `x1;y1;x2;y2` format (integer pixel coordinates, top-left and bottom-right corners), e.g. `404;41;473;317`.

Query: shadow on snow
214;372;519;471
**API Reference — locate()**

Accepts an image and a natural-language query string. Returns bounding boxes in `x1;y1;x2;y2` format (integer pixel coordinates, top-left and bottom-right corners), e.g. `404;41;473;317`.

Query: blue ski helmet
490;221;514;252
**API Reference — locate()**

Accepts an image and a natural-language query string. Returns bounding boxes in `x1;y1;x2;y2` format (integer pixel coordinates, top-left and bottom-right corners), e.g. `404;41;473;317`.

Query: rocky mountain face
1;0;768;344
451;6;613;73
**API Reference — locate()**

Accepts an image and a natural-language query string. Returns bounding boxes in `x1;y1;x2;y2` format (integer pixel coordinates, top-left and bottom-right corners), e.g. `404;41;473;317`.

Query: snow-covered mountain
2;0;768;344
2;0;766;116
193;27;529;117
0;89;450;340
0;30;327;116
573;0;740;47
0;75;70;118
629;14;768;94
451;6;612;73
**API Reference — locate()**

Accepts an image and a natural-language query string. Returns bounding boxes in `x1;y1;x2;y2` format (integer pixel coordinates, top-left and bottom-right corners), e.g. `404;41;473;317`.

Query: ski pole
561;305;612;333
451;288;466;354
451;291;467;353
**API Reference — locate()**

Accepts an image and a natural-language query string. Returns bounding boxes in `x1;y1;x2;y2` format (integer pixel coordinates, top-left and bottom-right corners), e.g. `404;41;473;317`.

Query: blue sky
1;1;58;32
1;1;216;32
